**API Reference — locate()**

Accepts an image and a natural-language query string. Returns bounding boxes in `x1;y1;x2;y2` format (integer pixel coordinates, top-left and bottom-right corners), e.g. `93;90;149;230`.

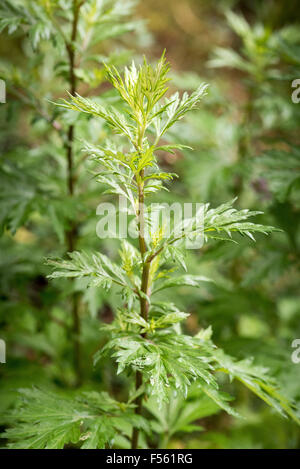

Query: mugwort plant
3;54;299;449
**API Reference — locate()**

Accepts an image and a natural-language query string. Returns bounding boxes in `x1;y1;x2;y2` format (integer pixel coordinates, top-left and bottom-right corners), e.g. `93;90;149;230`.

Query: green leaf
56;93;136;144
215;350;300;424
153;274;212;294
46;251;131;292
97;331;217;405
260;146;300;201
2;388;148;449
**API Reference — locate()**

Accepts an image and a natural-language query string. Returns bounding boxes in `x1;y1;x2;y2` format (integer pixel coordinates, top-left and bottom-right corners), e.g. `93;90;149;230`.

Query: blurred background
0;0;300;449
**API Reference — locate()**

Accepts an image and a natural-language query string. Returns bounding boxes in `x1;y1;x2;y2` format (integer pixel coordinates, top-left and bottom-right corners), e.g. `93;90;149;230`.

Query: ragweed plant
3;54;299;449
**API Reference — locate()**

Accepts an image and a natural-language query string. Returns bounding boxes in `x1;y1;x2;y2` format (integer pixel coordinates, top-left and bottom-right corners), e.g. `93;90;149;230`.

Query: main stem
131;170;151;449
65;0;83;387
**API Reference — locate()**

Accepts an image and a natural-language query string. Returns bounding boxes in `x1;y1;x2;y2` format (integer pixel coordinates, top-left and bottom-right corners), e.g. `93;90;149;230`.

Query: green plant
2;54;299;449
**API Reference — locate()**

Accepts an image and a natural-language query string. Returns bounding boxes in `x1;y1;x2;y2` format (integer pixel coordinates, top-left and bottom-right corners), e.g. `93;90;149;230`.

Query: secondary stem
65;0;84;387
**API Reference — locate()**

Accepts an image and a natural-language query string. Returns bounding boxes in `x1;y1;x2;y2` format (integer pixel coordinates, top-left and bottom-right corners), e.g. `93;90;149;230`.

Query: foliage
2;387;148;449
3;55;296;448
1;0;300;450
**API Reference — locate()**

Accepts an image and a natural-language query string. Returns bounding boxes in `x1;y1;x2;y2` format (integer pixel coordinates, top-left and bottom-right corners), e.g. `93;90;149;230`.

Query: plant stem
131;170;151;449
65;0;84;387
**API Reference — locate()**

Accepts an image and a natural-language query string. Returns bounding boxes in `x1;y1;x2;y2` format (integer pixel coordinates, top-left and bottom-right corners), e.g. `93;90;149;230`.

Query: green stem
131;169;151;449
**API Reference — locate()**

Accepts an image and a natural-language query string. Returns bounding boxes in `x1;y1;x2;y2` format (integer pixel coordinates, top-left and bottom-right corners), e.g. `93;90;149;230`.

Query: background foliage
0;0;300;449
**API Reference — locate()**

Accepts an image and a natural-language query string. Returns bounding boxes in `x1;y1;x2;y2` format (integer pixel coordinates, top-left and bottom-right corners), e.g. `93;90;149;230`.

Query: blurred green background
0;0;300;449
